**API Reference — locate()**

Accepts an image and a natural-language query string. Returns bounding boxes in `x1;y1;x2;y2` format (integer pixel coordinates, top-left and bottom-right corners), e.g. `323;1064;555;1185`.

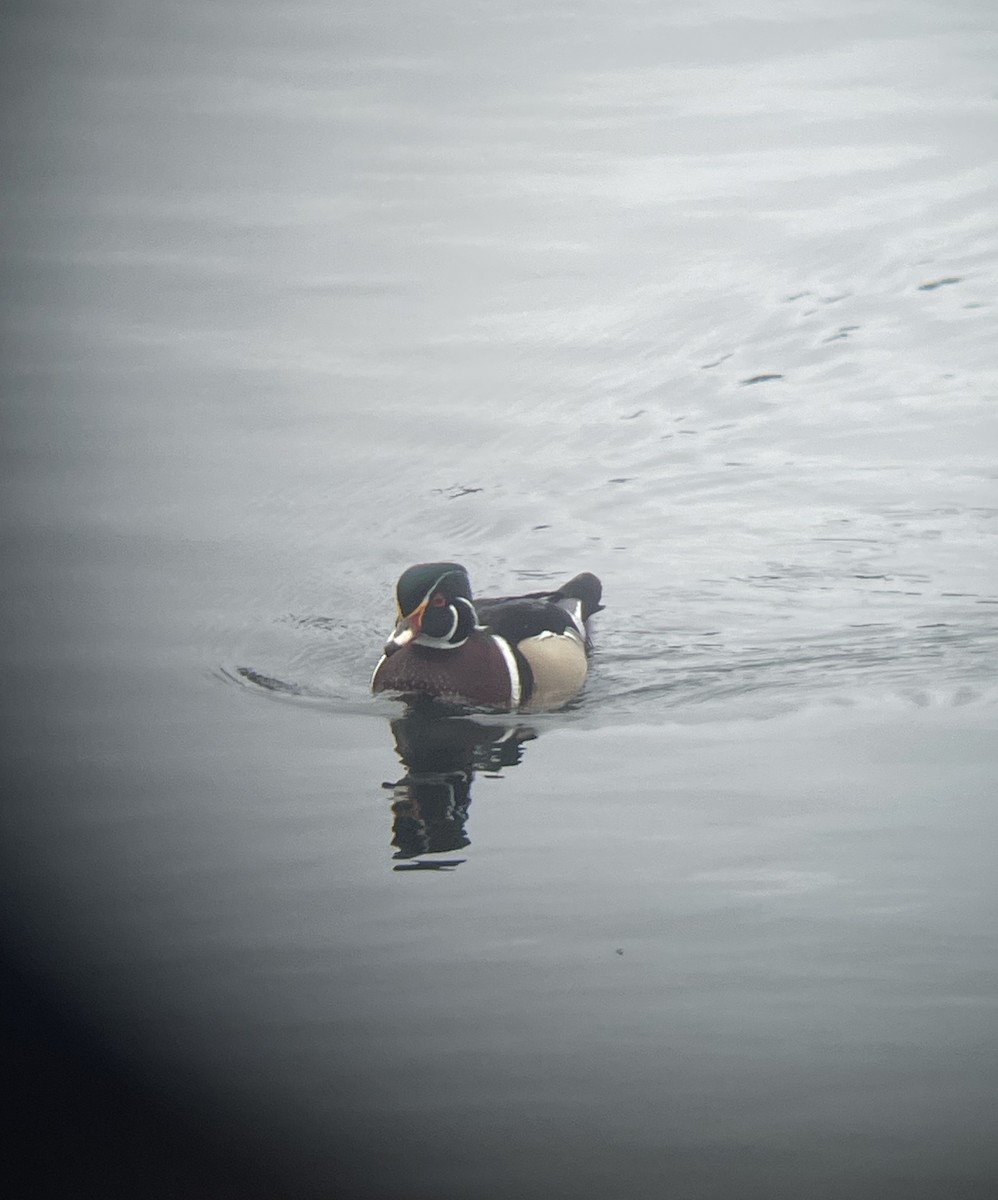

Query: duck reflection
382;708;536;868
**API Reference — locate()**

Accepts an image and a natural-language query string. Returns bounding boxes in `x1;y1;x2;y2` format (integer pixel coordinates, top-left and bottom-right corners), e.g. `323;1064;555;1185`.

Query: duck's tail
555;572;604;625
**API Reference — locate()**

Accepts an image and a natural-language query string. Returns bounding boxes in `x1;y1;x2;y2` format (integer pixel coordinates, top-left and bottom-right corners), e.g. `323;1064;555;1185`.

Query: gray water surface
3;2;997;1197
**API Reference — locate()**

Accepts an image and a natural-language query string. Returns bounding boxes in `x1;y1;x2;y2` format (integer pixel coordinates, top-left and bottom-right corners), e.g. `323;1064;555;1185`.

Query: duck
371;562;603;711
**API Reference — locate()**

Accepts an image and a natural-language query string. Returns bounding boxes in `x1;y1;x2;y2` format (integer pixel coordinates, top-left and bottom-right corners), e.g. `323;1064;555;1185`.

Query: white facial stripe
413;603;462;650
441;605;459;641
425;569;463;606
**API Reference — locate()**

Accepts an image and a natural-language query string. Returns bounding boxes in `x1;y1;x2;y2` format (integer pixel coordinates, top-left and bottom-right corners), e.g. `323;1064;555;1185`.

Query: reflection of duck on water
383;710;536;867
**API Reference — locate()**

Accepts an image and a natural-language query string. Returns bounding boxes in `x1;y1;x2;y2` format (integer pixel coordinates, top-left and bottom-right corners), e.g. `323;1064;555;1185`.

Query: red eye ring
430;594;447;607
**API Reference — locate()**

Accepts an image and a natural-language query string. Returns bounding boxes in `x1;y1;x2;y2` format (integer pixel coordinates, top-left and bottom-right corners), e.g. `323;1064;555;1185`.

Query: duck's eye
430;593;447;607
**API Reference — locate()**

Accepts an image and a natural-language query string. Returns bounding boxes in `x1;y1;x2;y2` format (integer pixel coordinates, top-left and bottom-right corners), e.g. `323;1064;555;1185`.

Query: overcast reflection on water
2;1;998;1197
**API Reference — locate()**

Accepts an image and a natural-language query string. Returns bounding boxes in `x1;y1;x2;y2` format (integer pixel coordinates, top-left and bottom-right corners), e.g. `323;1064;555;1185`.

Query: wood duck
371;562;603;711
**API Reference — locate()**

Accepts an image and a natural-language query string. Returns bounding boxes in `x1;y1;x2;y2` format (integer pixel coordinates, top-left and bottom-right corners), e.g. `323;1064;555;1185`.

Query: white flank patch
491;635;521;708
558;598;586;640
370;654;387;689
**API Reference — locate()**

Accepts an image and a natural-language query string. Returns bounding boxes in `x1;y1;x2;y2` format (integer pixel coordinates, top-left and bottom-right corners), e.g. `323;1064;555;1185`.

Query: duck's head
382;562;477;656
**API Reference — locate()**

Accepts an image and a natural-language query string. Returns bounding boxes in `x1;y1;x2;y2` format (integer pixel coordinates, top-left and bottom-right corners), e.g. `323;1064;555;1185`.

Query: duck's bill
382;605;424;657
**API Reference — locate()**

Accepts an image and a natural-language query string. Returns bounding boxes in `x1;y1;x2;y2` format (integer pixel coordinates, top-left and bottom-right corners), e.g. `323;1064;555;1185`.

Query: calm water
3;1;997;1197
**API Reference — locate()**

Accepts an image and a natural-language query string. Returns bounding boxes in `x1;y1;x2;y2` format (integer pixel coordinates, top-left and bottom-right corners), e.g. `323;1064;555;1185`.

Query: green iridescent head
395;562;473;618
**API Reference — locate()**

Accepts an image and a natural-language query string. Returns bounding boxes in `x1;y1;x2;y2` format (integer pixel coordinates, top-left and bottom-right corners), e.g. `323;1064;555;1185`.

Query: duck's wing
476;573;603;645
475;595;580;644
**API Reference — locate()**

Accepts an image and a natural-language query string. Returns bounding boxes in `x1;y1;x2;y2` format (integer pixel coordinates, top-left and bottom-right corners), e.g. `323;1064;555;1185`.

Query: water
2;2;997;1196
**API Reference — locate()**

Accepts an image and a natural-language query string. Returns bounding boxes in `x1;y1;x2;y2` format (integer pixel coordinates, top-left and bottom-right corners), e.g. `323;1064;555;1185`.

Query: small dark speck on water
394;859;466;871
918;277;961;291
236;666;301;694
741;373;785;386
824;325;860;342
615;948;624;956
607;477;633;484
434;485;484;499
621;410;645;420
